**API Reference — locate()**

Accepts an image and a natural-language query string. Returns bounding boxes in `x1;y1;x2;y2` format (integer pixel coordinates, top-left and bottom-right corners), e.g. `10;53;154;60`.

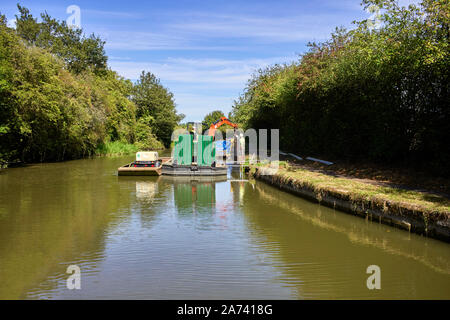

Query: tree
15;5;107;74
202;110;225;132
1;7;181;163
0;19;137;162
230;0;450;175
14;5;40;43
0;14;7;27
132;71;183;147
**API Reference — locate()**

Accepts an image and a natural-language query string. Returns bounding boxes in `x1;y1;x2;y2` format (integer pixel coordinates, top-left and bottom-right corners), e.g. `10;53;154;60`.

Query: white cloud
108;55;297;121
82;9;140;18
97;10;350;51
167;12;349;43
6;18;16;29
171;93;235;121
101;31;188;50
101;30;253;51
109;56;297;87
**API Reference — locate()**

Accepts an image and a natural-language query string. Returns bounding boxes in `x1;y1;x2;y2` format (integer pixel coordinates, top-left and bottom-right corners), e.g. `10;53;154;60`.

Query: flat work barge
118;152;170;176
162;131;227;176
161;162;227;176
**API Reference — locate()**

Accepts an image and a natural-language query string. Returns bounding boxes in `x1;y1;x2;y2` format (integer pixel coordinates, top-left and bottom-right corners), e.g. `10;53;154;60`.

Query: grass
254;162;450;217
95;141;139;156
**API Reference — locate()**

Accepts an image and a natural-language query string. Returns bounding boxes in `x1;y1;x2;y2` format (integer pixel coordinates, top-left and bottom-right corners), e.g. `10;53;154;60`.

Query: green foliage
95;141;139;156
202;110;225;132
0;23;117;161
134;116;164;150
132;71;184;147
0;6;182;164
231;0;449;176
15;5;107;74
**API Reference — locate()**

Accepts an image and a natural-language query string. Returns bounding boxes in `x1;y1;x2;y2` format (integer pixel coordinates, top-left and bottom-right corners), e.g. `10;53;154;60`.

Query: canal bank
251;165;450;243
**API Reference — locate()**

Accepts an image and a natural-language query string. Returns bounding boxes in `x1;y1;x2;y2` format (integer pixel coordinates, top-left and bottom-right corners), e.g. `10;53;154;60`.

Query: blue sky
1;0;416;121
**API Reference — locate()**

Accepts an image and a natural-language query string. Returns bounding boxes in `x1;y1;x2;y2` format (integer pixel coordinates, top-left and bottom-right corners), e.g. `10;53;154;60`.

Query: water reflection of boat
118;152;171;176
160;175;228;183
135;181;158;200
162;175;227;213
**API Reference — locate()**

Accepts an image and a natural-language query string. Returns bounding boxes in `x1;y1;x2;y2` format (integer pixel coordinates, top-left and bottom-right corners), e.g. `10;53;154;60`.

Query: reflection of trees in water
239;181;450;299
0;157;147;299
255;183;450;275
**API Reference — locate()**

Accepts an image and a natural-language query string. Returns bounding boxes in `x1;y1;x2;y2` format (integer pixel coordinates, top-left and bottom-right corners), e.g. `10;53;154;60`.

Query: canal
0;155;449;299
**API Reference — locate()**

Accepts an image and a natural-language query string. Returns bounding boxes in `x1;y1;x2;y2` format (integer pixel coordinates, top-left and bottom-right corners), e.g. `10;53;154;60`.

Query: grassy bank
95;141;140;156
251;162;450;241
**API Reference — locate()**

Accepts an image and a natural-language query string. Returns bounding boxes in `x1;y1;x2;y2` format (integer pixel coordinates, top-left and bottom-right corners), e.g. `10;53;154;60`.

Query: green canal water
0;155;449;299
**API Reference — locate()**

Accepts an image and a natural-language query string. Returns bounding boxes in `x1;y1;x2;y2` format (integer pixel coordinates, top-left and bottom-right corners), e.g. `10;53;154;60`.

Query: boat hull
162;164;227;176
118;157;170;176
118;166;161;176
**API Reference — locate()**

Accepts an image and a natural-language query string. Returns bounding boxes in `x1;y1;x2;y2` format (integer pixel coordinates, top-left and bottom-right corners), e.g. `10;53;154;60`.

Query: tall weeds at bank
95;141;139;156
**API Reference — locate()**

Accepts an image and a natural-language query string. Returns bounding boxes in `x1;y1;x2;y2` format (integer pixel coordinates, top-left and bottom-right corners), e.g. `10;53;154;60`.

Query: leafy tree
134;116;164;150
0;6;183;163
202;110;225;132
0;19;143;162
231;0;449;176
132;71;183;147
15;4;107;74
0;14;7;27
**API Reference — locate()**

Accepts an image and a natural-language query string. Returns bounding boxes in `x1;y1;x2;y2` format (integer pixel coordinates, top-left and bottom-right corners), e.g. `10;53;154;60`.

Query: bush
231;0;449;176
0;7;181;164
134;116;164;150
